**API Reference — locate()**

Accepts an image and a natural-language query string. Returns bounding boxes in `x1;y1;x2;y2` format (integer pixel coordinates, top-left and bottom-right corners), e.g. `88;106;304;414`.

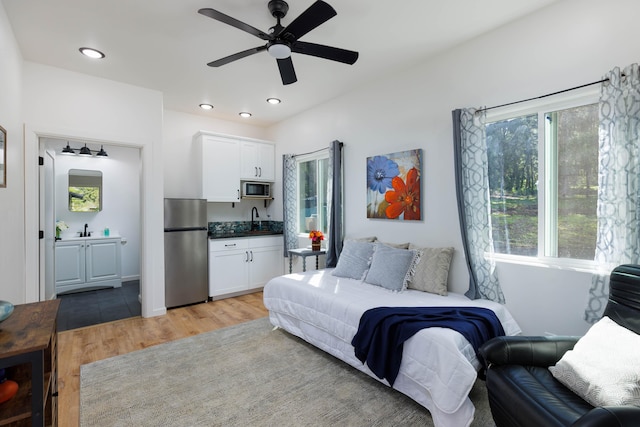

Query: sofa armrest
479;335;579;367
572;406;640;427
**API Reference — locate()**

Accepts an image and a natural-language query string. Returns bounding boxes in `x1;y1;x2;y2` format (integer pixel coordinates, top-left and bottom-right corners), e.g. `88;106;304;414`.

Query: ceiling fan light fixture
268;43;291;59
239;112;252;118
79;47;105;59
266;98;281;105
199;103;214;110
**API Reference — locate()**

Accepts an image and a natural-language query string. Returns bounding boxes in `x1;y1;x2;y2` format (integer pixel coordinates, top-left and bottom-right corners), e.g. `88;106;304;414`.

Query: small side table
288;248;327;273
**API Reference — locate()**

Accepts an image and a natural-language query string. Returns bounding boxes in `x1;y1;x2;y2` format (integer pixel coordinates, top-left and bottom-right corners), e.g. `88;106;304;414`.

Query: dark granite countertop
209;230;283;239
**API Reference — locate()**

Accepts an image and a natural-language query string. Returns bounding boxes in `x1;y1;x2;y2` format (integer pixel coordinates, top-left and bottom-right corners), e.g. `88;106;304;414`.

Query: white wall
162;110;267;199
267;0;640;335
22;62;165;317
47;141;141;280
0;3;25;304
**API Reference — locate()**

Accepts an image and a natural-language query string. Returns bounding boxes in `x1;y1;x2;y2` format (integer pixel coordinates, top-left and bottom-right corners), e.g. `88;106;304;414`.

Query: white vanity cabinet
240;140;275;182
55;237;122;294
209;236;283;298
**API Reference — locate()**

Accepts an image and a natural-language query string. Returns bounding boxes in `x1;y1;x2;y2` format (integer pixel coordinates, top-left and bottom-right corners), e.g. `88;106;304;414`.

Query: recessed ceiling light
266;98;281;105
199;103;214;110
79;47;105;59
239;112;252;118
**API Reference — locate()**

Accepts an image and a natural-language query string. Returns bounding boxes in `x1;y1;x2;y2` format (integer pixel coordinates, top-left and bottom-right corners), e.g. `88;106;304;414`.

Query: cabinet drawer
249;236;283;248
209;239;249;252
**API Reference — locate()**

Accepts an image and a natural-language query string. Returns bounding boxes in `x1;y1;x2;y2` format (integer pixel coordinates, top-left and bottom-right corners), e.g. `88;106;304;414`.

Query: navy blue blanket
351;306;505;386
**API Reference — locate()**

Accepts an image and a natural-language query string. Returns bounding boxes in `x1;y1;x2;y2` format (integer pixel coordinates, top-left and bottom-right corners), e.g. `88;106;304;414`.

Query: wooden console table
288;248;326;273
0;299;60;426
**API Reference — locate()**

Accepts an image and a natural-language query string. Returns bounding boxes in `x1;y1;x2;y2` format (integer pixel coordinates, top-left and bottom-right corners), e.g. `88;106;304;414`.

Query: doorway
41;138;142;329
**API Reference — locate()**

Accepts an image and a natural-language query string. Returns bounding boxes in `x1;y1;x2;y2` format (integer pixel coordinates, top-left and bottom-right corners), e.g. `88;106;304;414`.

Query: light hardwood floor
58;292;268;426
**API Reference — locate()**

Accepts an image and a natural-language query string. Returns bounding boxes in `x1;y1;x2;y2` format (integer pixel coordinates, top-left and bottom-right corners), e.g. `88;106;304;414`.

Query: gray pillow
377;240;410;249
364;243;421;292
331;240;375;280
407;245;454;295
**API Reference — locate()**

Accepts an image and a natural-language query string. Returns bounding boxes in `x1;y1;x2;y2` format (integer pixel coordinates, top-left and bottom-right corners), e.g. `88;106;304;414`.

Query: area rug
80;317;495;426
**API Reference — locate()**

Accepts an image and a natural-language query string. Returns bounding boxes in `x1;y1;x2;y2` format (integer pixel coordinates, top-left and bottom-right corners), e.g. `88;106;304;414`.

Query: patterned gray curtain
452;109;505;303
585;63;640;323
282;154;298;256
326;141;344;267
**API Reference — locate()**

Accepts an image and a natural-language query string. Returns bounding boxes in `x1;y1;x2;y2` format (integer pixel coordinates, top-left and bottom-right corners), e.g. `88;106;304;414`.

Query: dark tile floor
57;280;141;331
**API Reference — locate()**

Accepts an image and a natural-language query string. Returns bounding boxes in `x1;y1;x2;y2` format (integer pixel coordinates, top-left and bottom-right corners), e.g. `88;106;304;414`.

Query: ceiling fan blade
207;46;267;67
279;1;336;41
277;57;297;85
198;8;272;41
292;41;359;65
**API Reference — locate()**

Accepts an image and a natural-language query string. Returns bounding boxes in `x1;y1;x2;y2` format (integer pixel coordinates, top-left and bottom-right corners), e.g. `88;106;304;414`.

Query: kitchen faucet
251;207;259;231
83;223;89;237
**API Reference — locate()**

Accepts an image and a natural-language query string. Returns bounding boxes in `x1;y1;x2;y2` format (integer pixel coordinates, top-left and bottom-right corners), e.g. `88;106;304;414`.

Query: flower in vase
308;230;324;243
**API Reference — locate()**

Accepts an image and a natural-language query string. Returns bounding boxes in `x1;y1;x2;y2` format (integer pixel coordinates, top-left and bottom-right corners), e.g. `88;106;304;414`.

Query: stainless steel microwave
242;181;271;199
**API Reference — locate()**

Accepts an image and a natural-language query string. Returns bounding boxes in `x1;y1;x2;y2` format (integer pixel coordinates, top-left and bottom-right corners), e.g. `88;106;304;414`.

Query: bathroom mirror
68;169;102;212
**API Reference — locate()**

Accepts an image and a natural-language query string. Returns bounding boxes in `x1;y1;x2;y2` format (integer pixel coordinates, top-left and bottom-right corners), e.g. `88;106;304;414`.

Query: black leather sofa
479;264;640;427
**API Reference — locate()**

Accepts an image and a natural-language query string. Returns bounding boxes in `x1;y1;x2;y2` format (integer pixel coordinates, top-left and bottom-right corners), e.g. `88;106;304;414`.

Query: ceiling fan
198;0;359;85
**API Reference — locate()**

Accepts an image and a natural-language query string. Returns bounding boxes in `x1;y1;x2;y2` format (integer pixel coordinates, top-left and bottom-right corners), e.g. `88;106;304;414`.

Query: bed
263;246;521;427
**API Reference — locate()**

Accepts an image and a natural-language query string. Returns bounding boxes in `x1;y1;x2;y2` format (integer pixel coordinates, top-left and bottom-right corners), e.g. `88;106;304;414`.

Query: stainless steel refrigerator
164;198;208;308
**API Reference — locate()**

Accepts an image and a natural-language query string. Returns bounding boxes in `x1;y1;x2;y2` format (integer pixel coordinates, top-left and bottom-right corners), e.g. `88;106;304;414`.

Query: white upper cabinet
240;140;275;182
195;132;241;202
196;131;276;202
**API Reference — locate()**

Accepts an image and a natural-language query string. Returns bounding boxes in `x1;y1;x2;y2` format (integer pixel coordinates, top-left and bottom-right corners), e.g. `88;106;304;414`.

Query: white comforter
263;269;521;427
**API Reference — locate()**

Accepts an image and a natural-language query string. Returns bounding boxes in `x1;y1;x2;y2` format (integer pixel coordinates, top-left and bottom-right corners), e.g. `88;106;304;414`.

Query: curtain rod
292;141;342;158
292;147;328;157
478;77;614;113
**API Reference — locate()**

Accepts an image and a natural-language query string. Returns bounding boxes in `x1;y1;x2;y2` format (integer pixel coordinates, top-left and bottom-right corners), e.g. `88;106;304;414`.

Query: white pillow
549;316;640;407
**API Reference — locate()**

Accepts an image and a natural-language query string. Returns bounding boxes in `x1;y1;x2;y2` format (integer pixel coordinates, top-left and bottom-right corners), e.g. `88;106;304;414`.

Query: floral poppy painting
366;149;422;220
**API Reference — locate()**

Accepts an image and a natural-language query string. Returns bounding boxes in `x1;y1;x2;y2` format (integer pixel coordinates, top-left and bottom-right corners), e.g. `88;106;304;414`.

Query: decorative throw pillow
331;240;375;280
407;245;454;296
364;243;421;292
549;316;640;407
377;241;410;249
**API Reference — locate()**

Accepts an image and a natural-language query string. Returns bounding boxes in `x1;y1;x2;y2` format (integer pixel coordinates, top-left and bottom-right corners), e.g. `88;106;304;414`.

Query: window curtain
326;140;344;267
452;109;505;303
585;63;640;323
282;154;298;256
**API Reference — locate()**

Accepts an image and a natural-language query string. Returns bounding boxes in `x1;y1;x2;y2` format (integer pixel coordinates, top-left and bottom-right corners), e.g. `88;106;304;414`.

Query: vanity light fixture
62;143;76;155
199;103;214;110
61;142;108;157
266;98;281;105
96;145;109;157
79;47;105;59
79;144;92;156
239;112;252;118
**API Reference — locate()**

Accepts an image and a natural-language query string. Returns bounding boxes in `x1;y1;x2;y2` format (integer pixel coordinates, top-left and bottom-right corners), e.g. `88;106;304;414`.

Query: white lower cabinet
209;236;283;298
55;237;122;294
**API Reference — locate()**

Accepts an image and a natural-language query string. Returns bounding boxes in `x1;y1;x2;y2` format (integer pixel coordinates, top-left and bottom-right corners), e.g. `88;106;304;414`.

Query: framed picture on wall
366;148;422;220
0;125;6;188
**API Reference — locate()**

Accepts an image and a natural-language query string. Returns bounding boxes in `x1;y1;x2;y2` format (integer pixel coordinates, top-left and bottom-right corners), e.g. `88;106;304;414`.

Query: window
297;152;329;234
486;96;599;262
